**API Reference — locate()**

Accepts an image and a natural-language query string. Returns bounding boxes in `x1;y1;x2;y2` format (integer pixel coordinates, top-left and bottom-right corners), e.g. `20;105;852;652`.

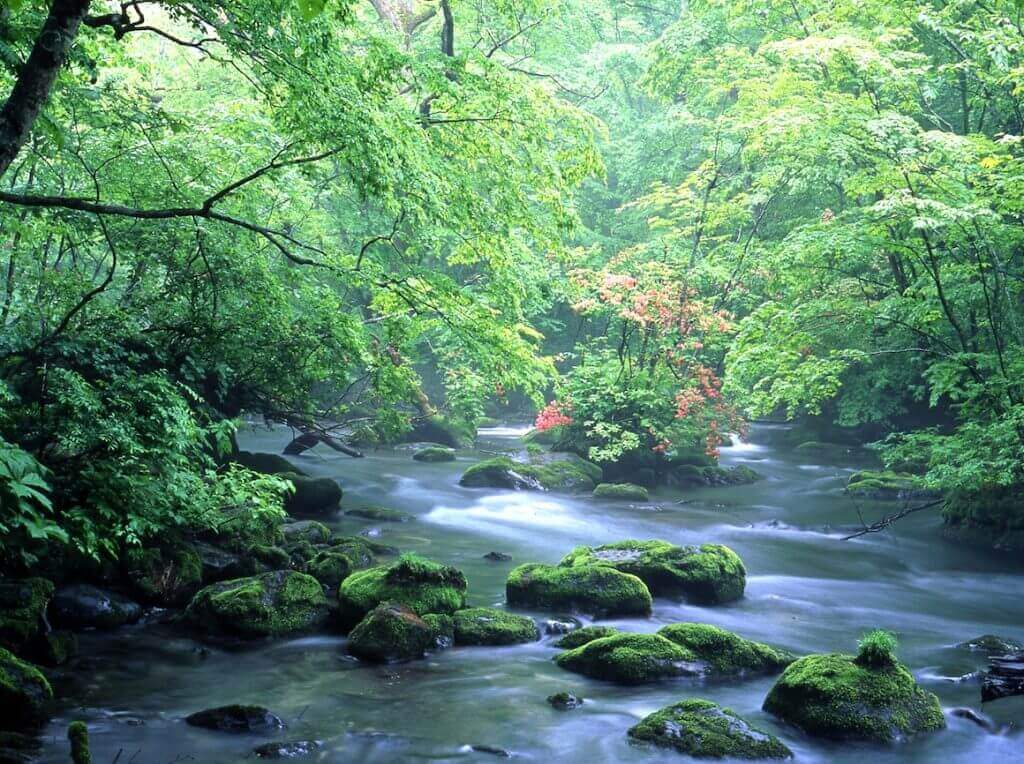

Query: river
34;424;1024;762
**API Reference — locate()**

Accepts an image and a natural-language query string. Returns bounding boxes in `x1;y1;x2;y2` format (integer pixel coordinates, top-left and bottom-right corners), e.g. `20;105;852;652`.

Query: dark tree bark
0;0;93;180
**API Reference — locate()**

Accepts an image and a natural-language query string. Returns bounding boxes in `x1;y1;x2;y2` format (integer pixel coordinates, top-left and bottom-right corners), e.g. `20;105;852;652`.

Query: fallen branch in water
842;499;944;540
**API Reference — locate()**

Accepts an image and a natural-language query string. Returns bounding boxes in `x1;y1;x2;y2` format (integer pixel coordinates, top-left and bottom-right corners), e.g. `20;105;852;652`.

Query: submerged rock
554;633;702;684
554;625;619;649
281;474;342;516
344;506;413;523
185;705;284;732
412;446;456;463
185;570;328;638
49;585;142;631
483;551;512;562
0;578;53;654
593;483;649;501
0;647;52;730
253;740;323;759
347;602;436;663
459;456;601;492
950;707;995;731
657;623;796;677
337;554;467;626
505;563;651;617
547;691;583;710
452;608;539;646
762;653;945;741
560;540;746;604
958;634;1024;654
628;699;792;759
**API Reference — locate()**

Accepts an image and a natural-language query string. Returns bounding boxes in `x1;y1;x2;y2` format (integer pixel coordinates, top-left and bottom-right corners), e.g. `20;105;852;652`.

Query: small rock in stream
253;740;323;759
547;692;583;710
981;652;1024;702
542;617;580;636
483;551;512;562
958;635;1024;655
185;705;285;732
467;743;512;757
950;707;995;732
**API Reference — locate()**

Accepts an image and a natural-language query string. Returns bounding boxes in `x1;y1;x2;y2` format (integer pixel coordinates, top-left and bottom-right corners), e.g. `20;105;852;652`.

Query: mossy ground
628;699;792;759
657;623;795;676
560;540;746;604
593;483;649;501
555;632;701;684
762;653;945;741
452;607;539;646
338;554;467;625
506;563;651;617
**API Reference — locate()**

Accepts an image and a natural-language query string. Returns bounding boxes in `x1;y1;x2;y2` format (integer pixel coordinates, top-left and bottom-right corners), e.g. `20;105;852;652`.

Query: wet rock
593;483;649;501
981;652;1024;702
348;602;435;663
554;625;619;649
307;550;354;587
469;744;511;757
49;585;142;631
555;633;703;684
185;705;284;732
459;456;602;492
845;470;937;500
505;563;651;618
67;721;90;764
281;474;342;517
337;554;467;627
281;520;332;545
950;707;995;731
560;540;746;605
0;578;53;655
763;653;945;741
452;608;539;646
403;415;475;448
0;647;52;730
543;617;580;636
657;623;796;677
670;463;762;487
34;630;77;667
253;740;323;759
547;691;583;710
232;451;306;476
628;699;792;759
193;541;254;583
422;613;455;649
483;551;512;562
344;506;413;523
958;635;1024;655
412;446;456;463
124;541;203;606
185;570;328;638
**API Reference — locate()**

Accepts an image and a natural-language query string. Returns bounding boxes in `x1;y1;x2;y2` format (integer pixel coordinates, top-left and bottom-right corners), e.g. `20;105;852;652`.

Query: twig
842;499;943;540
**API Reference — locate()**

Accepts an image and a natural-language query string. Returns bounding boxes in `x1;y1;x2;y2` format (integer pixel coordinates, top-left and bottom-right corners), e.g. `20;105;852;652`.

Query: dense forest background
2;0;1024;568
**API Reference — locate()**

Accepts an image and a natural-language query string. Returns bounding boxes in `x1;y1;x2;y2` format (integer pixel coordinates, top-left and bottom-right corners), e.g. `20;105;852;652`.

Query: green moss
422;613;455;648
555;633;700;684
412;446;456;463
506;563;651;617
672;464;762;486
628;699;792;759
554;625;620;649
307;550;353;586
459;456;602;492
405;415;475;448
68;721;91;764
185;570;328;638
560;540;746;604
657;623;795;676
942;486;1024;552
856;629;898;669
0;578;54;654
957;634;1023;654
280;473;342;516
344;506;414;522
593;483;649;501
281;520;332;545
0;647;52;729
846;471;931;500
347;602;435;663
452;607;539;646
250;545;290;570
125;542;202;606
547;691;583;710
330;536;392;566
762;653;946;742
337;554;467;626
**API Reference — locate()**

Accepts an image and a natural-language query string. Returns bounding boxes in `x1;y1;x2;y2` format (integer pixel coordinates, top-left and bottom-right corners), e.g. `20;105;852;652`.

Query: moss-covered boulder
554;625;620;649
185;570;328;638
422;613;455;648
0;578;53;654
125;542;203;606
337;554;467;627
49;585;142;631
306;550;353;587
670;464;762;487
846;471;934;500
412;446;456;463
506;563;651;617
281;520;332;545
68;720;90;764
957;634;1023;654
347;602;436;662
232;451;305;476
657;623;795;676
459;456;601;492
547;691;584;710
560;540;745;604
522;425;571;448
762;653;945;742
555;633;702;684
452;607;539;646
593;483;649;501
628;699;792;759
404;415;475;448
0;647;52;730
281;474;342;516
344;506;413;523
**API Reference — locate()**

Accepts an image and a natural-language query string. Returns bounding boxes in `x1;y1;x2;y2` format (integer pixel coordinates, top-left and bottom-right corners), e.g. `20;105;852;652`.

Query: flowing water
35;424;1024;762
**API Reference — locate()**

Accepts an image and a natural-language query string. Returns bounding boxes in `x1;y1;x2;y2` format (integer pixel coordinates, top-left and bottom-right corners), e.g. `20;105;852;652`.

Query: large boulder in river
337;554;467;628
185;570;328;638
628;699;792;759
762;653;945;741
0;647;52;730
592;483;649;501
459;455;601;492
412;446;456;463
347;602;436;663
657;623;796;677
49;584;142;631
403;415;475;448
0;578;53;654
280;473;342;516
505;563;651;617
232;451;306;476
452;607;539;646
560;540;746;604
555;633;702;684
